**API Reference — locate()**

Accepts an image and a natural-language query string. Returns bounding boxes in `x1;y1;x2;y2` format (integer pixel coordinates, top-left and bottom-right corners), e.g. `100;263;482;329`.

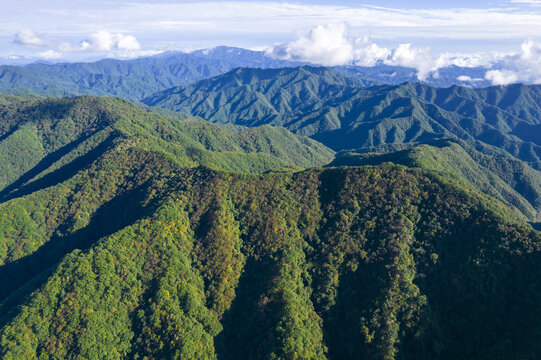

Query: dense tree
0;95;540;359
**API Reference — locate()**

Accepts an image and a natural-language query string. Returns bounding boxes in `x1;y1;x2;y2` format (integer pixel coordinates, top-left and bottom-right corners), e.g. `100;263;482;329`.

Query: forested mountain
331;139;541;221
143;66;541;220
145;68;541;167
0;95;333;197
142;66;363;128
0;96;540;359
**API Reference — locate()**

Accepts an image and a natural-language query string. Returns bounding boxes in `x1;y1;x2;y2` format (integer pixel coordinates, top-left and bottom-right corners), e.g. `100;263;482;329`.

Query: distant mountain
0;46;498;102
333;64;491;88
143;66;363;127
0;47;303;101
144;67;541;169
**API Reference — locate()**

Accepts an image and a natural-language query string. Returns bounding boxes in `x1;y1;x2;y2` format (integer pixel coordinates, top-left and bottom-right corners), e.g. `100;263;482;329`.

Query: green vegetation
0;94;42;105
0;95;540;359
144;68;541;169
0;149;539;359
142;66;361;129
144;67;541;220
0;95;333;196
331;139;541;221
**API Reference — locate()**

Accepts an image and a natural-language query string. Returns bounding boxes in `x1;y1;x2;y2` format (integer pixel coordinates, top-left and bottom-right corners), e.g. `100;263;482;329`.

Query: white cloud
5;1;541;65
116;35;141;51
79;31;141;52
17;30;151;62
384;44;436;80
59;42;73;52
266;23;354;66
457;75;484;82
484;39;541;85
509;0;541;4
457;75;472;81
485;70;519;85
353;42;391;67
37;49;63;59
14;29;46;47
57;31;145;58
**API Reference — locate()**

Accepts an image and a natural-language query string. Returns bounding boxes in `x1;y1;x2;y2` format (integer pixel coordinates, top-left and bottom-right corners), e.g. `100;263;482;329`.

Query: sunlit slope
0;95;334;196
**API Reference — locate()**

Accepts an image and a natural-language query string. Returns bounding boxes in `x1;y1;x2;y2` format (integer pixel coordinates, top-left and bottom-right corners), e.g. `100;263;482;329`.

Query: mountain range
144;66;541;164
0;47;303;101
0;46;494;101
143;66;541;221
0;94;540;359
1;46;541;360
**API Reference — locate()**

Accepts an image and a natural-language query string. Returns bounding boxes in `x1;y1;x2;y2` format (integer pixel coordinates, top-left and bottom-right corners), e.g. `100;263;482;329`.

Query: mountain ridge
144;68;541;168
0;95;334;198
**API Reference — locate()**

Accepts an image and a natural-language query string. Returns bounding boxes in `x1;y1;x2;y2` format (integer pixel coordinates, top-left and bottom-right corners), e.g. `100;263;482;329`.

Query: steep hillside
143;66;362;128
0;148;539;359
0;95;539;359
142;66;363;128
0;96;334;196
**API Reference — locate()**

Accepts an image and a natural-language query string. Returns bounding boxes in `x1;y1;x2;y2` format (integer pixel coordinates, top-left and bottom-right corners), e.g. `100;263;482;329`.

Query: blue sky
3;0;541;57
3;0;541;84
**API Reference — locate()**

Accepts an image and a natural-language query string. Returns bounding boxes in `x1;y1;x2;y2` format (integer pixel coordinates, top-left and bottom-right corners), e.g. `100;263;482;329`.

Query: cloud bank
483;39;541;85
268;23;354;66
269;23;541;85
8;20;541;87
509;0;541;5
268;24;499;80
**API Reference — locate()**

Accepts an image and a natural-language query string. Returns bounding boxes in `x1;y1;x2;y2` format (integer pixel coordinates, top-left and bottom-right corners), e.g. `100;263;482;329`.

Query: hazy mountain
333;64;491;88
0;47;303;101
0;95;540;359
0;46;497;102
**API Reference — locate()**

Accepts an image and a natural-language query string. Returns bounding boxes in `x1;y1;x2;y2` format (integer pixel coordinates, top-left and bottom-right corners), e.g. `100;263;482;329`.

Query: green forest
0;94;540;359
